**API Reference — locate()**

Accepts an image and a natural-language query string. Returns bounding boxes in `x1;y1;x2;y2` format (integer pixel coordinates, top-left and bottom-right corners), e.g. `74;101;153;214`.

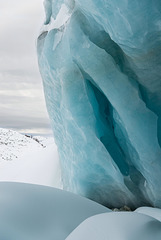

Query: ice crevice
74;60;152;207
75;64;130;177
37;0;161;208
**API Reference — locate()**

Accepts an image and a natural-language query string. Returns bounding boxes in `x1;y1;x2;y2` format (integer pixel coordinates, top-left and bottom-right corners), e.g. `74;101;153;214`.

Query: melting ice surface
37;0;161;208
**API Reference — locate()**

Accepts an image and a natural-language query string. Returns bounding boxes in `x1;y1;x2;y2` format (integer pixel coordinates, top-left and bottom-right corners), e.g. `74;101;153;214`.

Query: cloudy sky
0;0;53;136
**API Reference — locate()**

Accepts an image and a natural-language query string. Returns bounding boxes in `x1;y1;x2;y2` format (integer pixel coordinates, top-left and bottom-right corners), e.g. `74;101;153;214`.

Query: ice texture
37;0;161;208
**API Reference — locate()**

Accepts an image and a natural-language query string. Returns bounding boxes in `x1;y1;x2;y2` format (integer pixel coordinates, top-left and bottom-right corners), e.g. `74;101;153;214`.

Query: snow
66;211;161;240
39;0;75;37
1;0;160;238
0;128;161;239
0;182;109;240
0;128;61;188
135;207;161;222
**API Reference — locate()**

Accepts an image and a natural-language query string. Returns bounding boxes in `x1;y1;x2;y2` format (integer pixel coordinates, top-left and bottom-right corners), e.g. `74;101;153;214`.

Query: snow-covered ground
0;182;160;240
0;128;62;188
0;128;161;239
66;208;161;240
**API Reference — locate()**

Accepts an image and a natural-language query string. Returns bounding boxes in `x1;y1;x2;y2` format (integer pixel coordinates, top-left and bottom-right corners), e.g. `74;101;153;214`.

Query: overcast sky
0;0;53;136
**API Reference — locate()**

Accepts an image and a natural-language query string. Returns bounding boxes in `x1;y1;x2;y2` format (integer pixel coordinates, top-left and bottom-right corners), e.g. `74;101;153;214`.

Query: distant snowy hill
0;128;61;188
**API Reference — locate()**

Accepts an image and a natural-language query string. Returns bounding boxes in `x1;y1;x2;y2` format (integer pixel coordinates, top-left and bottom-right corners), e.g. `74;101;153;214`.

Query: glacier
37;0;161;208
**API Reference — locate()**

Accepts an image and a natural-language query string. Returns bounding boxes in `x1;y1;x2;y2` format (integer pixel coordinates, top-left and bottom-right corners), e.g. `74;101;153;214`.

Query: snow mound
0;182;160;239
0;182;109;240
67;211;161;240
135;207;161;222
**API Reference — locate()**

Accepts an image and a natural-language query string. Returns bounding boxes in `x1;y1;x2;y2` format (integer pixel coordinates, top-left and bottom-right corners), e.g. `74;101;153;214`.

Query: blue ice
37;0;161;208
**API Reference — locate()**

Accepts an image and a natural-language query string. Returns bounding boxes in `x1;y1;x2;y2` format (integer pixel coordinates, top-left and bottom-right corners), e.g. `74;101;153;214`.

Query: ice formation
37;0;161;208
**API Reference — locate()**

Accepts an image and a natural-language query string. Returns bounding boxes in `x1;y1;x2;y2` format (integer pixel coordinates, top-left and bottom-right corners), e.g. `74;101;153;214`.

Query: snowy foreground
0;128;161;239
0;182;160;240
0;128;61;188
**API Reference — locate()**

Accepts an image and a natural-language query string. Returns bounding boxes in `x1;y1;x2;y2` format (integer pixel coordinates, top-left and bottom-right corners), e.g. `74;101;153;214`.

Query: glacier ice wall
37;0;161;208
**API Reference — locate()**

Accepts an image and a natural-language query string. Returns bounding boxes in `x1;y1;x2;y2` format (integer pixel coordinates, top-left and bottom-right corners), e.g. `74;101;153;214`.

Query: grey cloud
0;0;51;135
